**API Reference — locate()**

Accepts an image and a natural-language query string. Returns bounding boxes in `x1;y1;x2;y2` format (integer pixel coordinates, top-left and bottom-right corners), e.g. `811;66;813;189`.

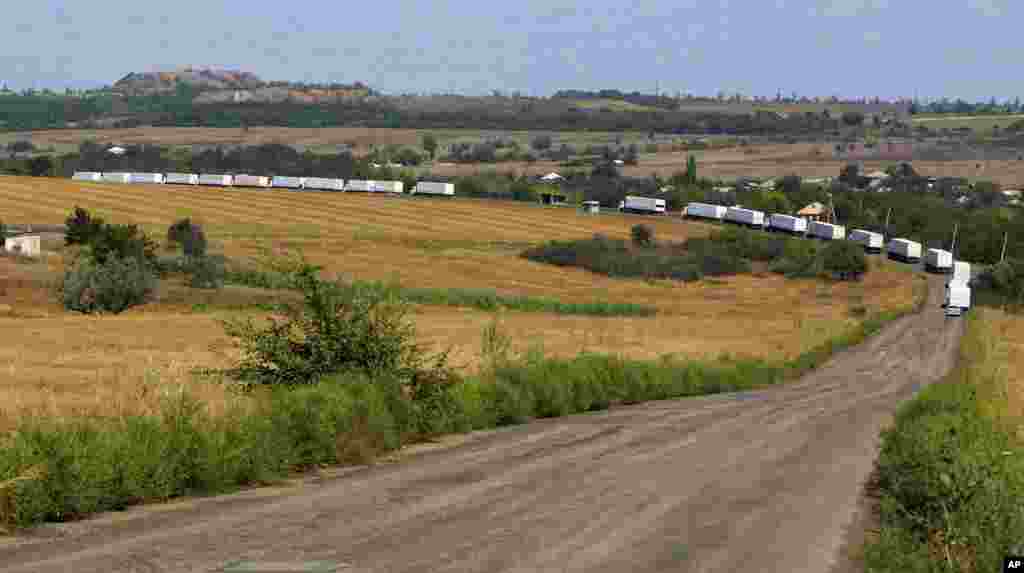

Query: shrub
64;206;104;247
821;240;867;281
186;254;225;289
221;262;452;388
769;239;824;278
58;253;158;314
166;218;207;258
530;134;553;151
64;207;157;269
630;224;654;247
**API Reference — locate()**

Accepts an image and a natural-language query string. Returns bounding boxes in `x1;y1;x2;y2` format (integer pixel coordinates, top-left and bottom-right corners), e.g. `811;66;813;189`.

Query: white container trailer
233;175;271;188
952;261;971;284
271;176;306;189
944;281;971;317
72;171;102;182
622;196;667;214
345;180;373;192
164;173;199;185
128;173;165;184
767;214;807;235
724;206;765;227
412;181;455;196
4;235;41;258
808;221;846;241
101;172;131;184
198;174;233;186
848;229;884;253
925;248;953;273
684;202;727;221
887;238;922;263
303;177;345;191
369;180;404;194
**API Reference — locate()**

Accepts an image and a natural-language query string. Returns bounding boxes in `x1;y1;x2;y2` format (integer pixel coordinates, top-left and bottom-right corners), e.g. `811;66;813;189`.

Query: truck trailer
345;180;373;192
887;238;922;263
684;202;727;221
808;221;846;241
232;175;271;188
925;248;953;273
944;281;972;317
768;214;807;235
303;177;345;192
621;196;667;215
848;229;884;253
198;174;234;187
724;206;765;228
271;176;305;189
164;173;199;185
952;261;971;284
412;182;455;196
369;180;404;194
100;172;131;184
128;173;165;184
72;171;102;182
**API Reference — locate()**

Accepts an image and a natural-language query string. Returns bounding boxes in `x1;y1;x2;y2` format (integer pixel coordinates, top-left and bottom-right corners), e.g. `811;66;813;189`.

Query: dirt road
0;275;962;573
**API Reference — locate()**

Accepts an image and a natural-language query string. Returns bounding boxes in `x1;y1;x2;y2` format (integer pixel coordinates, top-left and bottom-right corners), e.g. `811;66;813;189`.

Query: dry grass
0;176;917;429
973;309;1024;432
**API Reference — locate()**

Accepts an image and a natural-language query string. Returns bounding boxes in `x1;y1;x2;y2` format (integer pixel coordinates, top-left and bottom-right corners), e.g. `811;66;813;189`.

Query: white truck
724;206;765;228
345;180;373;192
412;181;455;196
72;171;102;182
768;214;807;235
925;248;953;273
164;173;199;185
271;176;305;189
621;196;667;215
887;238;922;263
684;202;727;222
232;175;271;188
943;281;972;317
952;261;971;284
808;221;846;241
100;172;131;184
848;229;884;253
128;173;165;184
198;174;234;187
303;177;346;191
370;180;404;194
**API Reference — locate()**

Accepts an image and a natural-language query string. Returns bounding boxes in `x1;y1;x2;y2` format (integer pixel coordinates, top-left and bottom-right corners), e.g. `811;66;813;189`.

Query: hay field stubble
0;176;916;428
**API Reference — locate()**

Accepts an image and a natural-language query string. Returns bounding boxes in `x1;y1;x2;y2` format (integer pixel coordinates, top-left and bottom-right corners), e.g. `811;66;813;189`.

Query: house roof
540;172;563;181
797;202;827;216
865;170;889;179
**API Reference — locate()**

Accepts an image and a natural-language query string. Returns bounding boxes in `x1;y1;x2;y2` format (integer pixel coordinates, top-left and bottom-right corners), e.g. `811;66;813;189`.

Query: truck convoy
767;214;807;235
683;202;727;222
621;196;667;215
925;249;953;273
724;206;765;228
848;229;884;253
887;238;922;263
808;221;846;241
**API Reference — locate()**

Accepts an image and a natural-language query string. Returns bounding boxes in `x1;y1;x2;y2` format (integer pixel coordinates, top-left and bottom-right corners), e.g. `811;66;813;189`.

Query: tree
624;144;639;165
421;134;438;160
7;140;35;157
27;155;53;176
685;154;697;184
64;206;105;247
841;111;865;126
530;134;553;151
631;224;654;248
822;240;868;281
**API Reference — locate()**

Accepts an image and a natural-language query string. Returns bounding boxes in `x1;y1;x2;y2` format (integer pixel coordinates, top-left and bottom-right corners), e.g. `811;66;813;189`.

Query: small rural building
797;202;831;223
107;146;126;156
4;235;41;258
540;172;564;182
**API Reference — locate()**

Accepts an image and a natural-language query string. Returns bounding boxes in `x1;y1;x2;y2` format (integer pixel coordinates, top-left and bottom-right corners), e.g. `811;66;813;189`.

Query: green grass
863;310;1024;572
910;113;1024;134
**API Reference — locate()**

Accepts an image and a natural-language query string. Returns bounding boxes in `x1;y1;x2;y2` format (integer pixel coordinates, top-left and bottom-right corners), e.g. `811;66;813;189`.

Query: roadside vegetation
864;309;1024;572
0;247;926;531
522;224;868;283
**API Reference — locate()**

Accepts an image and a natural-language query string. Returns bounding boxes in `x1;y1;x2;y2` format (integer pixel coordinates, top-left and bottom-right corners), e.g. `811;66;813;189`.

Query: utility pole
1001;232;1009;263
884;207;892;238
950;222;959;257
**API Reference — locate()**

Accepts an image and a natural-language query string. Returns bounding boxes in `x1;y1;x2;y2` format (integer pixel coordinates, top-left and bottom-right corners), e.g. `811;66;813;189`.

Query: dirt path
0;276;962;573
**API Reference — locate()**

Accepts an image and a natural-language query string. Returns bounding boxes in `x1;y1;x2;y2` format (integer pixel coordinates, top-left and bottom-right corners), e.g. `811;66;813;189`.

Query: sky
0;0;1018;100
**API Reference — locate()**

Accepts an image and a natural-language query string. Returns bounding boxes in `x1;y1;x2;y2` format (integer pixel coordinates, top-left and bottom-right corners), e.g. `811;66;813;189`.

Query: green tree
822;241;868;281
686;154;697;184
421;134;438;160
631;224;654;247
64;206;105;247
530;134;553;151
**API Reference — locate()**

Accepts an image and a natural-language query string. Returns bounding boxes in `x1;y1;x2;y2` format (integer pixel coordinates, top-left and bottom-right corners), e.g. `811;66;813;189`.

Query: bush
59;253;158;314
221;262;452;388
821;240;867;281
630;224;654;247
64;206;104;247
768;239;824;278
166;218;207;258
186;254;225;289
530;134;553;151
64;207;158;269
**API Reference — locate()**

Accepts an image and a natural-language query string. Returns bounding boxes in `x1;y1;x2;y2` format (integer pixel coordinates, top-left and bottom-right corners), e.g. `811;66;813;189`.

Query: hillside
113;68;265;95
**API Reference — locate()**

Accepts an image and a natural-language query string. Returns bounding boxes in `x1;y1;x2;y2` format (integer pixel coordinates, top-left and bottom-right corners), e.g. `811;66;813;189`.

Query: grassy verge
221;266;657;317
863;309;1024;572
0;280;925;532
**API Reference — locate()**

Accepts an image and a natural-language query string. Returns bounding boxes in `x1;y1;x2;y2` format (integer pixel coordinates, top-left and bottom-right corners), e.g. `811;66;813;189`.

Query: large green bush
58;252;158;314
821;240;868;281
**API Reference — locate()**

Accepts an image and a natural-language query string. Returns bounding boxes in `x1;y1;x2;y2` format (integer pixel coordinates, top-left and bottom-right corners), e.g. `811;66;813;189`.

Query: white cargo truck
412;181;455;196
303;177;345;191
684;202;727;221
887;238;922;263
164;173;199;185
271;176;305;189
944;281;971;317
370;180;404;194
128;173;165;184
924;248;953;273
952;261;971;284
767;214;807;235
233;175;271;188
724;206;765;228
848;229;884;253
621;196;667;214
198;174;233;186
72;171;102;182
345;180;373;192
808;221;846;241
100;172;131;184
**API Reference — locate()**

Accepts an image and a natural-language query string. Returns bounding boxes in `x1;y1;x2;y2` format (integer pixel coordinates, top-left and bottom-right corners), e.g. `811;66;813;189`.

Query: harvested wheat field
975;309;1024;427
0;176;918;427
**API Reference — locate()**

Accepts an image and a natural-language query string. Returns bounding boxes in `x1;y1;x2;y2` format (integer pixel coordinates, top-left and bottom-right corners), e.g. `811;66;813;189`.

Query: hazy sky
0;0;1017;100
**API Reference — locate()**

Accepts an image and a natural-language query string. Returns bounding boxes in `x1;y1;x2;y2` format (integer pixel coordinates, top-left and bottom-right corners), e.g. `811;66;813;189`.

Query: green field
910;113;1024;133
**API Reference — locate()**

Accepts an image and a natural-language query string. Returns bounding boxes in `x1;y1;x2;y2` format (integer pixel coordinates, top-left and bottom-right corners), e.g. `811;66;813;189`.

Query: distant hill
113;68;265;95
